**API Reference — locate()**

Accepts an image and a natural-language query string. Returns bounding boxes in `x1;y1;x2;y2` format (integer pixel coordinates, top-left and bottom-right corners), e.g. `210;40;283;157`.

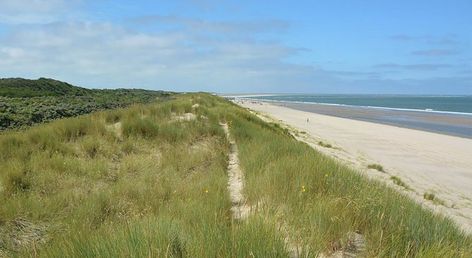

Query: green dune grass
0;93;470;257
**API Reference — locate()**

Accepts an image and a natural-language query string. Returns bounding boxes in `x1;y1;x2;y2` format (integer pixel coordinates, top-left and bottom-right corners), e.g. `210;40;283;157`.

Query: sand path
221;122;304;257
220;122;250;220
240;101;472;234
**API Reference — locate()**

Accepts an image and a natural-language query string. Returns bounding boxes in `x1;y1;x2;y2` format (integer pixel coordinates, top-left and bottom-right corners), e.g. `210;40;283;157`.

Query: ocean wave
238;97;472;116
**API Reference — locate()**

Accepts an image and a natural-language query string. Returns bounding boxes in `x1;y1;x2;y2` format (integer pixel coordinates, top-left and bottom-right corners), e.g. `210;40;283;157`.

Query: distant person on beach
307;118;309;123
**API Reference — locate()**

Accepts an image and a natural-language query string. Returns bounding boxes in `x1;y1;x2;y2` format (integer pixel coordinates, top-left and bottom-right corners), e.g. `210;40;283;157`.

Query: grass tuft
81;137;102;158
367;163;385;172
390;176;411;190
122;117;159;138
4;169;31;195
318;141;333;148
424;192;446;206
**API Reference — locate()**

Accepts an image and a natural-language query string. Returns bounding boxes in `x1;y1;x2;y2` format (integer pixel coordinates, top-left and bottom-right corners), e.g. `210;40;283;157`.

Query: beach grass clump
424;192;436;201
424;192;446;206
80;137;103;158
318;141;333;148
1;163;31;196
104;109;123;123
367;163;385;172
54;116;101;141
121;116;159;139
390;176;412;190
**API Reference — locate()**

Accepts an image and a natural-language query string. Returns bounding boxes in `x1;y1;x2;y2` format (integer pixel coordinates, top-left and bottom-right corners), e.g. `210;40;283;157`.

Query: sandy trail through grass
222;122;303;257
220;122;250;220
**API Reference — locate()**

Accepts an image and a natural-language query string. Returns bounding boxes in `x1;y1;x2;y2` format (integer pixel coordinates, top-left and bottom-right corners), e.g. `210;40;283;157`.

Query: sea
245;95;472;115
242;94;472;138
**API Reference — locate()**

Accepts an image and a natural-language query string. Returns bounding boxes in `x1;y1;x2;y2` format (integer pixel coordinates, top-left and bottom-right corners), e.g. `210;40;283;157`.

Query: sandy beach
269;101;472;139
239;100;472;233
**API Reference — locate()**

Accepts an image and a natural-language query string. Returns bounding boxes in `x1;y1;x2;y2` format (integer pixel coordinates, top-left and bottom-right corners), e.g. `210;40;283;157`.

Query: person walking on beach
307;118;309;123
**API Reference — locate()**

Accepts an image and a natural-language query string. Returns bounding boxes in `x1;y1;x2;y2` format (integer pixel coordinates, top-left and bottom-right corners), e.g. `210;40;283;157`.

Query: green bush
0;78;173;131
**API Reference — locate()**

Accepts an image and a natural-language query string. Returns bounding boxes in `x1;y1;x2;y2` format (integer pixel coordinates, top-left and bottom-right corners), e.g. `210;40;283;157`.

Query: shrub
0;78;173;131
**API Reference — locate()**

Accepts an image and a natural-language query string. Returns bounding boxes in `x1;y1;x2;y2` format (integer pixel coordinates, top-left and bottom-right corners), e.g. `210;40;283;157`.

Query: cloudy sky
0;0;471;94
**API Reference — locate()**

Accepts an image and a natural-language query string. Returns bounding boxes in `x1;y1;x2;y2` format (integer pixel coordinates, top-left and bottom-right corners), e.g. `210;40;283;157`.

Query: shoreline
238;99;472;234
244;98;472;116
237;98;472;139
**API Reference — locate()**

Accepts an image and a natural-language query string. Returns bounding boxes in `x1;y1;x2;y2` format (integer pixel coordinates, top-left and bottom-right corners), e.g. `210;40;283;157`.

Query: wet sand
239;100;472;234
266;101;472;139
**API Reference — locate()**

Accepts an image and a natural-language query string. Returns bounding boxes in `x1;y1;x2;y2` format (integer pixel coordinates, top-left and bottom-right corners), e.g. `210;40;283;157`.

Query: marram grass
0;93;470;257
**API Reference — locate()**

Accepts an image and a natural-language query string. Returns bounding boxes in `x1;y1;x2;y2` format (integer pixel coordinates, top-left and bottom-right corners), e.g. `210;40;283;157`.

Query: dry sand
239;100;472;234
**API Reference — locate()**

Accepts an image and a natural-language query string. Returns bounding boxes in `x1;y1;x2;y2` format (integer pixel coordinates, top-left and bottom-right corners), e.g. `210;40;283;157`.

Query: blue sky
0;0;471;94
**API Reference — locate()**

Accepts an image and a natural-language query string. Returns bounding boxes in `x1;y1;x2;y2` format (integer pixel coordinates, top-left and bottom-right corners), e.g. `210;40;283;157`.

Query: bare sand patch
172;112;197;122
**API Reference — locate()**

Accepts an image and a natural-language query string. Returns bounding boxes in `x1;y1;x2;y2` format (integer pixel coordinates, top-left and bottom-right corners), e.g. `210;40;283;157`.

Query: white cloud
1;0;65;12
4;19;466;93
1;5;469;94
133;15;289;35
0;0;80;24
0;19;318;92
0;47;26;58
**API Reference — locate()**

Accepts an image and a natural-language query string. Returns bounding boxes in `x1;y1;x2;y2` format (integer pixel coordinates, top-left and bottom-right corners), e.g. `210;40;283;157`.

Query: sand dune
240;101;472;233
